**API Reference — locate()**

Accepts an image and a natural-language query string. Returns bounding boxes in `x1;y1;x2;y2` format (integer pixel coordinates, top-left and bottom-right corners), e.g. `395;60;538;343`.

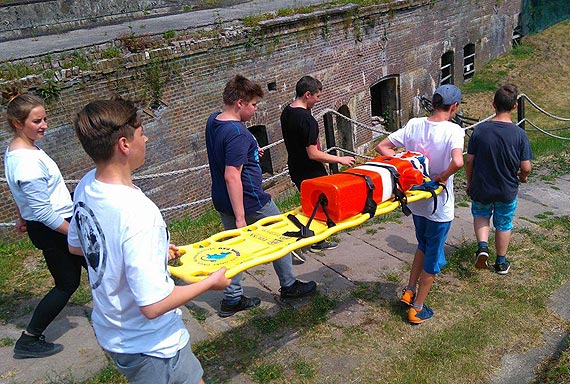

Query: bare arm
374;137;397;156
68;245;84;256
465;154;475;195
14;205;27;233
434;148;464;183
306;145;355;166
139;268;231;319
224;165;246;228
518;160;531;183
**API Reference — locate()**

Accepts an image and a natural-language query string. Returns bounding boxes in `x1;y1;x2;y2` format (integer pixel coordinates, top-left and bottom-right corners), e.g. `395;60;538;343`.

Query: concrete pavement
1;175;570;383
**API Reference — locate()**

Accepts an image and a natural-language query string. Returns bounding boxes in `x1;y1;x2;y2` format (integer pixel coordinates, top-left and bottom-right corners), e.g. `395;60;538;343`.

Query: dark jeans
25;219;87;336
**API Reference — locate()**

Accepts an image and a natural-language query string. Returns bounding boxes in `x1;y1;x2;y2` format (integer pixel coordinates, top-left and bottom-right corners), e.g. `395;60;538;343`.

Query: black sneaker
310;240;338;253
13;332;63;359
218;295;261;318
474;246;489;270
280;280;317;300
493;260;511;275
292;249;306;265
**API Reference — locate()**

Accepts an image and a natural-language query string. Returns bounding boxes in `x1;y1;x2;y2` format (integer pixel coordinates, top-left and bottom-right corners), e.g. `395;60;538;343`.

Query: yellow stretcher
168;187;440;283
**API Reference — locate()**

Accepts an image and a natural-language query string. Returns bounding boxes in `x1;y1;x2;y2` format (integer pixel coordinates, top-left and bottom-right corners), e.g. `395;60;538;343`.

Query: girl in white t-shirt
3;89;86;359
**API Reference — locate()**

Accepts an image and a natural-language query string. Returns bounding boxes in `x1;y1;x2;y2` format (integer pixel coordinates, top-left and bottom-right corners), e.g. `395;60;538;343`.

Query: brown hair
222;74;264;106
494;84;518;113
2;86;45;132
74;98;142;163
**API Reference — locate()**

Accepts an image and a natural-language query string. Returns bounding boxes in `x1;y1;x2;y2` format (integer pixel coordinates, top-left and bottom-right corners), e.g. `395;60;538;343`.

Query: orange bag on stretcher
300;151;429;223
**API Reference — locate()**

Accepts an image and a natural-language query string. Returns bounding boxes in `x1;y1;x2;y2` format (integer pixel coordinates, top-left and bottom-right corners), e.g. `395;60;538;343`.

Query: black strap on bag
284;193;335;239
364;163;412;216
338;171;377;219
410;180;448;214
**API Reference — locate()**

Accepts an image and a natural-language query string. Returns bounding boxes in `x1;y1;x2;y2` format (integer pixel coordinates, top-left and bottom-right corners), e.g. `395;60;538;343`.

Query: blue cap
434;84;462;105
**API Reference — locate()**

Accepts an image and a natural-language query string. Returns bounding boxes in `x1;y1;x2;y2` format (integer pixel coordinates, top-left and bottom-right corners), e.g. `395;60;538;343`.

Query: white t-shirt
4;147;72;229
68;169;189;358
388;117;465;222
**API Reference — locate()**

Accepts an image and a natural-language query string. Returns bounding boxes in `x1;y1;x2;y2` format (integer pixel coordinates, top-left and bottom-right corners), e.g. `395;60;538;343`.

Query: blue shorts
412;215;452;275
471;198;518;232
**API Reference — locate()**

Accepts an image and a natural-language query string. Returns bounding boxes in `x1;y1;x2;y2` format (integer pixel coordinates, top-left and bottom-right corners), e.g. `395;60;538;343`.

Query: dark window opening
370;75;401;132
248;125;273;174
440;51;454;85
463;44;475;80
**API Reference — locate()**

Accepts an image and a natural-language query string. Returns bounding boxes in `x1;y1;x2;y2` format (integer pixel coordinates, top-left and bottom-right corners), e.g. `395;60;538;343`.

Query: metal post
517;95;525;129
323;111;338;174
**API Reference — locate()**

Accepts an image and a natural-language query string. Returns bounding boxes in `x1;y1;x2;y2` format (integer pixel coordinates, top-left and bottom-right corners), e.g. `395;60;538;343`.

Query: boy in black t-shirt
280;76;355;256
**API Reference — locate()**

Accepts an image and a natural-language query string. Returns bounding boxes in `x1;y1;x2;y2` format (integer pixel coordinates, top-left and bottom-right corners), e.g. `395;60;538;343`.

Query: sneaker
219;295;261;318
408;305;434;324
291;249;306;265
493;260;511;275
474;246;489;269
310;240;338;253
13;332;63;359
400;289;415;306
280;280;317;300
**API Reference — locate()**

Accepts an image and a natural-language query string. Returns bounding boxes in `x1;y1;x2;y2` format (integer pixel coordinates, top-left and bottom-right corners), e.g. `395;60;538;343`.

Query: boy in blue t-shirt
466;84;532;275
205;75;317;317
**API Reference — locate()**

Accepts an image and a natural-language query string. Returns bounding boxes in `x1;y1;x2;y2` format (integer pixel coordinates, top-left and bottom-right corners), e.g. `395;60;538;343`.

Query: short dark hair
74;99;141;163
494;84;518;113
222;75;264;105
431;94;452;112
295;76;322;98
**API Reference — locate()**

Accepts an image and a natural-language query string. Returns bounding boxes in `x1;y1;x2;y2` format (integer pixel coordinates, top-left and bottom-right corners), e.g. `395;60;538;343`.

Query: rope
518;118;570;140
325;146;373;160
315;108;391;135
520;94;570;122
461;113;496;131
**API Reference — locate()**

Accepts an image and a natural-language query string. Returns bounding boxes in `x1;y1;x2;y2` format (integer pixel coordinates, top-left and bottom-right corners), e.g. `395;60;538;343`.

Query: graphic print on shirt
73;201;107;290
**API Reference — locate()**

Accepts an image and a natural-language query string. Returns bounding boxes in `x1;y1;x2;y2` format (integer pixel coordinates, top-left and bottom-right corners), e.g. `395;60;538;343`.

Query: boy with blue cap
375;84;465;324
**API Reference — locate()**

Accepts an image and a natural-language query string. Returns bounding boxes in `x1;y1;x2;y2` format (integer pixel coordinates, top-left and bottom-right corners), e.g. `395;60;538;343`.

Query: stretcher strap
363;163;412;216
284;193;335;239
338;171;377;219
410;180;448;214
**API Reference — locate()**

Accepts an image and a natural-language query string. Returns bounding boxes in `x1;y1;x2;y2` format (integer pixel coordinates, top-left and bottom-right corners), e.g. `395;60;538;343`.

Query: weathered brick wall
0;0;522;241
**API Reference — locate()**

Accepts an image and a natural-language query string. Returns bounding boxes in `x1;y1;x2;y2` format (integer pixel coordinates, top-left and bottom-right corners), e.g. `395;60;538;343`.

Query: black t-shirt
467;121;532;203
280;105;327;188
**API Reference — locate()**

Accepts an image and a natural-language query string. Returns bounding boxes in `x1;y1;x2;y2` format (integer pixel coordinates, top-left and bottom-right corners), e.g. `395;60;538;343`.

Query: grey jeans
218;199;296;303
106;341;202;384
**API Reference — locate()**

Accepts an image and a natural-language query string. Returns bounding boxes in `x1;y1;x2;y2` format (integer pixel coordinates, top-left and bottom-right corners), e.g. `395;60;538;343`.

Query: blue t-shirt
205;112;271;215
467;121;532;203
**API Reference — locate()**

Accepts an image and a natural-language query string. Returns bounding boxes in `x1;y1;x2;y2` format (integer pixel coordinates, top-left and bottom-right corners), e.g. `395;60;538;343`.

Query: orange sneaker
408;305;434;324
400;289;415;306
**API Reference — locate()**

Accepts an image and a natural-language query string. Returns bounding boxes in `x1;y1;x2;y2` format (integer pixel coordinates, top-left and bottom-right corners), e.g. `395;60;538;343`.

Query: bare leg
413;271;436;307
495;230;512;256
474;216;491;243
407;249;425;288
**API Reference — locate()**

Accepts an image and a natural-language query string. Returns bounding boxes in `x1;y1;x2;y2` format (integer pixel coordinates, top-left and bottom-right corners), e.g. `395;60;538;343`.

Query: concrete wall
0;0;522;240
0;0;197;41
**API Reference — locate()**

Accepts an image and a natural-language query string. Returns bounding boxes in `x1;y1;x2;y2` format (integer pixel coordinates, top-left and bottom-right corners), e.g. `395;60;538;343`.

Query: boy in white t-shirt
375;85;465;324
68;99;230;384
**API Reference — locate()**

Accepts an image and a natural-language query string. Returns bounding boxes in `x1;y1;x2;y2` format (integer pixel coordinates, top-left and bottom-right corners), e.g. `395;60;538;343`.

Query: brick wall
0;0;522;241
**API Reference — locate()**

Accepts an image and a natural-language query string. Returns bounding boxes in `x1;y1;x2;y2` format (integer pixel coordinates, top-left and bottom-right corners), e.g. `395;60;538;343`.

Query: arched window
370;75;400;132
